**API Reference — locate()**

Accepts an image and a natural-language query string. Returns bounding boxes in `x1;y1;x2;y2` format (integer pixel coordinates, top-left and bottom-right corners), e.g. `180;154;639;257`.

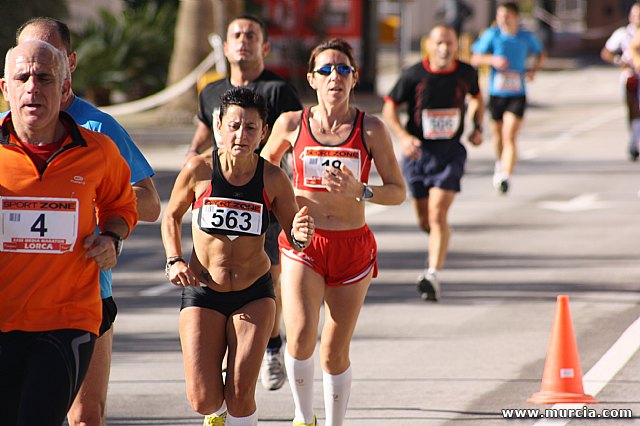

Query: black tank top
192;150;270;236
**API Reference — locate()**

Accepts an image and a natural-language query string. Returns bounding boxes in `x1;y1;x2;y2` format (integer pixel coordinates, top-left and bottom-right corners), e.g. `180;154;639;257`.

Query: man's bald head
5;40;69;90
16;18;72;54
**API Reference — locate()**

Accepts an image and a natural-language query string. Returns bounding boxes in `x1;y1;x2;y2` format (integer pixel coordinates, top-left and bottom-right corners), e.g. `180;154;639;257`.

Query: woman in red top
261;39;405;426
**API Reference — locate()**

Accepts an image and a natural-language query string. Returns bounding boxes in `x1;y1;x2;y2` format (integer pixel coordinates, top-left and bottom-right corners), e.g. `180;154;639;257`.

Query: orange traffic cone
528;295;597;404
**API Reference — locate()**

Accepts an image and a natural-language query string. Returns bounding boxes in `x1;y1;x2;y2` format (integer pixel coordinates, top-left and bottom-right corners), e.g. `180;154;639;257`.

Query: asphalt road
103;64;640;425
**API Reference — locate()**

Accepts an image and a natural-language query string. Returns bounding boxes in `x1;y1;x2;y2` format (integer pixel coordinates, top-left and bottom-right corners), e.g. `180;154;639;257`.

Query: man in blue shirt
15;17;161;426
471;2;545;194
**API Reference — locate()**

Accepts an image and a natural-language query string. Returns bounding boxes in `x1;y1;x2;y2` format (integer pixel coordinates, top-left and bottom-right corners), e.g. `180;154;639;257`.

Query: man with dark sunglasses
184;14;302;395
383;24;484;302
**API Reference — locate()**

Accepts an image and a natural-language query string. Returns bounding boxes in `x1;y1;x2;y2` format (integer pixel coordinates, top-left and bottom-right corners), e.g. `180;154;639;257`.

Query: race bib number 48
195;197;263;235
1;196;79;253
422;108;461;140
302;147;361;188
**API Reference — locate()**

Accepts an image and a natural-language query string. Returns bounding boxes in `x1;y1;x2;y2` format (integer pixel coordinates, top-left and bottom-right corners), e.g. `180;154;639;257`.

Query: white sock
226;410;257;426
285;350;315;423
323;367;352;426
206;401;227;416
632;119;640;149
494;160;501;175
426;268;438;276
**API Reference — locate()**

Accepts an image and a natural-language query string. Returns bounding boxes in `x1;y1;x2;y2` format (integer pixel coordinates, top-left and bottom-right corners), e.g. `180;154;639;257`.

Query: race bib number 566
1;196;79;253
422;108;461;140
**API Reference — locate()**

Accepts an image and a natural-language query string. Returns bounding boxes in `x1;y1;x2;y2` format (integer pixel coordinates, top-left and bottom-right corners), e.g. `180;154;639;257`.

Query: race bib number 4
195;197;263;235
494;71;523;92
302;147;361;188
0;196;79;253
422;108;461;140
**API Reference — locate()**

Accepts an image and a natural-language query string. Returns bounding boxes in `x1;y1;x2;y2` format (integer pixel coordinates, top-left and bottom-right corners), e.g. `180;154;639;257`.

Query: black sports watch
100;231;123;256
355;184;374;202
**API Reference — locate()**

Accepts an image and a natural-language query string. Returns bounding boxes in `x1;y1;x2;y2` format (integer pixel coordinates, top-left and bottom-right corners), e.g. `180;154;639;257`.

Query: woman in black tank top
161;87;314;424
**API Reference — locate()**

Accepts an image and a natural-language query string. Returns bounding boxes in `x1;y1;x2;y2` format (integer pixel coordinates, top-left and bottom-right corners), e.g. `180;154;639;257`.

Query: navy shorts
402;143;467;198
180;272;275;317
488;95;527;120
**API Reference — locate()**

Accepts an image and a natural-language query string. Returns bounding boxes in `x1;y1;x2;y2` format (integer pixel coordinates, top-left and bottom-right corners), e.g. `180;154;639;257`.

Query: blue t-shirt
472;26;543;97
66;97;154;298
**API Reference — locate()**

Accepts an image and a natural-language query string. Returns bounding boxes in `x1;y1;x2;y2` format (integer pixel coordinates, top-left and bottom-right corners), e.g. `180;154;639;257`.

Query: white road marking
537;193;612;212
521;108;621;159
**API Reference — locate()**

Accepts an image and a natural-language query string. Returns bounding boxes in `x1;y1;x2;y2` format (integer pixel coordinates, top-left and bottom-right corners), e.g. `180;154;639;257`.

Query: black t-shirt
386;59;479;146
197;69;302;147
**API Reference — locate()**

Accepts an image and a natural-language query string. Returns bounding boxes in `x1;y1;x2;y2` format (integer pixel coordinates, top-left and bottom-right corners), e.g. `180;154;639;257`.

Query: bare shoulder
275;110;303;132
362;113;390;143
183;152;213;181
263;159;289;184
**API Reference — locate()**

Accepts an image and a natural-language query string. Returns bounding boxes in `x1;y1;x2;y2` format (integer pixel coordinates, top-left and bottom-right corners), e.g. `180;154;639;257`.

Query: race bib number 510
1;196;79;253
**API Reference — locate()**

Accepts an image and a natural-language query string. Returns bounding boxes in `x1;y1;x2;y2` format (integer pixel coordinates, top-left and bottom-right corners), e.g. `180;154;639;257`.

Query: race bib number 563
195;197;263;235
1;196;79;253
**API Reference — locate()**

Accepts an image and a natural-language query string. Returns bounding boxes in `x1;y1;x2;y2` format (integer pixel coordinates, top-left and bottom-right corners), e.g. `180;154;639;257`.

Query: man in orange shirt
0;40;138;425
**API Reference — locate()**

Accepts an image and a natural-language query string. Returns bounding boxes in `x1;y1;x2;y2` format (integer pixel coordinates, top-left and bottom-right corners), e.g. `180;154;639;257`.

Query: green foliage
0;0;69;76
72;1;177;103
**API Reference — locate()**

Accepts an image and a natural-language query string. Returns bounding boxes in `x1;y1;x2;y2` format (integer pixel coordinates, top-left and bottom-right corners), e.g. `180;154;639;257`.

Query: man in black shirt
185;14;301;157
382;24;483;302
185;14;302;393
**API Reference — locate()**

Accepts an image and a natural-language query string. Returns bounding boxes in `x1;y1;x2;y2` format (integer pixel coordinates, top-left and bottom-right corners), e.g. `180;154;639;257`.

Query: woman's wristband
290;228;309;251
165;256;185;277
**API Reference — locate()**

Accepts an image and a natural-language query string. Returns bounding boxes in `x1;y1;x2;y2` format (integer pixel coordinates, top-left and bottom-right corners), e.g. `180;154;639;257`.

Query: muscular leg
499;112;522;176
413;196;430;234
225;298;275;417
426;187;456;271
67;326;113;426
320;272;373;426
491;119;504;166
320;274;372;374
281;257;325;423
179;307;228;415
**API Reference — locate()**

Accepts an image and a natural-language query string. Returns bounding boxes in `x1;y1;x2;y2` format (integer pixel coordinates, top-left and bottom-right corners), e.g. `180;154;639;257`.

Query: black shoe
630;149;639;162
416;274;440;302
498;179;509;194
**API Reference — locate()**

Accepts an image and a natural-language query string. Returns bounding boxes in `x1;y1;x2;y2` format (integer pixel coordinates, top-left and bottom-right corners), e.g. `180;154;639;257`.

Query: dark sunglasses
312;64;355;76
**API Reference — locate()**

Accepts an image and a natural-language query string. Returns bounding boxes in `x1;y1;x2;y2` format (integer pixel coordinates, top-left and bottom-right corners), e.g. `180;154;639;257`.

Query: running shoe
417;272;440;302
629;148;639;162
498;178;509;194
260;347;286;390
293;415;317;426
203;411;226;426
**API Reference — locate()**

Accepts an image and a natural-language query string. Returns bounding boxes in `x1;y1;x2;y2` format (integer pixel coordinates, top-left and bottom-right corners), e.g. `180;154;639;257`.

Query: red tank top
292;107;372;191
